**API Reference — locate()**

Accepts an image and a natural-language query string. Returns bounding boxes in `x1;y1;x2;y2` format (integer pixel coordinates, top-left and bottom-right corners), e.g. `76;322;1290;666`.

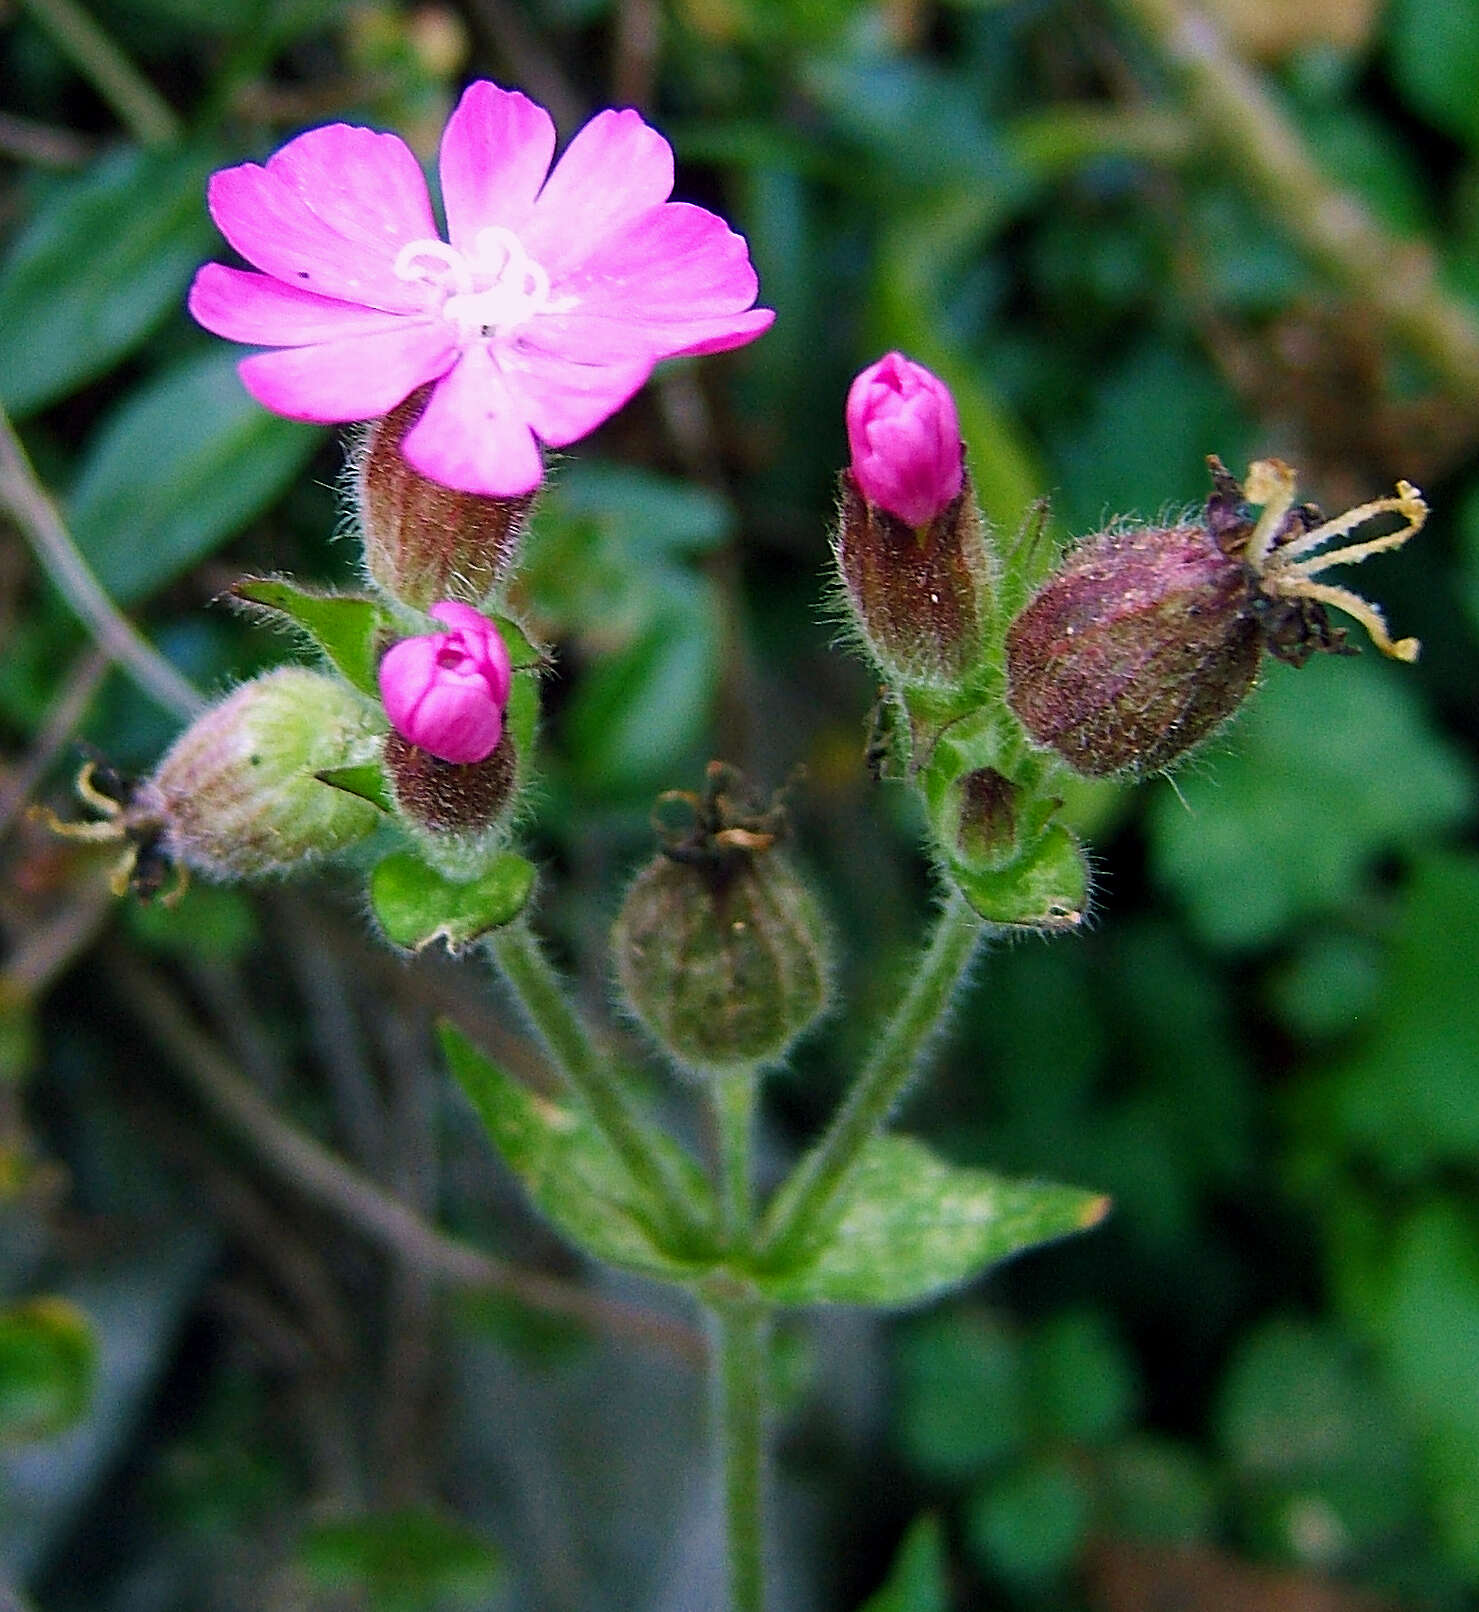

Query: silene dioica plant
46;80;1430;1612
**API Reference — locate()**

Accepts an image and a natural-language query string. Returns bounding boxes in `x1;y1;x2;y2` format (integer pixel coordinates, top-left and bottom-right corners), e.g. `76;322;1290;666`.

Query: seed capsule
1005;457;1426;777
613;764;830;1077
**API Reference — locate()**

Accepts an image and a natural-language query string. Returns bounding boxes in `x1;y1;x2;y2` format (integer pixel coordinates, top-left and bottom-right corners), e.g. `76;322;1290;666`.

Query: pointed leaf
438;1025;712;1280
370;851;535;952
0;147;216;416
491;613;544;672
67;350;322;603
316;764;392;813
860;1514;949;1612
234;577;385;696
755;1135;1107;1307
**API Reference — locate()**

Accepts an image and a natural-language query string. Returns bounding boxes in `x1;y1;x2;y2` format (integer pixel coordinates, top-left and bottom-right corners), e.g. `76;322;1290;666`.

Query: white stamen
394;239;473;295
392;229;550;339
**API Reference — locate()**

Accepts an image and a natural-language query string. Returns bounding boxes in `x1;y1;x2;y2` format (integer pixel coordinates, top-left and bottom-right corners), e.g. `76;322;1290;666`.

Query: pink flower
378;601;513;765
188;81;774;497
845;352;963;527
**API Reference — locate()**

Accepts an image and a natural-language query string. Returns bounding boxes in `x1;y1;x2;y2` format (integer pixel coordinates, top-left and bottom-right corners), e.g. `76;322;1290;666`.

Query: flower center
394;226;550;340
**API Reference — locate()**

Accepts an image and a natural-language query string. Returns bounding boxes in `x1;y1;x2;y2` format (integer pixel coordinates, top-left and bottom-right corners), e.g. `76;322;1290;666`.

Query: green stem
710;1296;768;1612
757;886;982;1266
489;923;710;1253
715;1070;758;1250
17;0;180;147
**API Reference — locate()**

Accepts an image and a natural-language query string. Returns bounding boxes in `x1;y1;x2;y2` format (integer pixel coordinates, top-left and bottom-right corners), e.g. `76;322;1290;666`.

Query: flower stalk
488;921;712;1255
757;887;982;1268
716;1069;759;1251
710;1295;769;1612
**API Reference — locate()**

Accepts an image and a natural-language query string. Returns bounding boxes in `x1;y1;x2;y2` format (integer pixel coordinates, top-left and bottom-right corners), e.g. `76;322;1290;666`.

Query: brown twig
108;947;706;1366
0;646;108;839
462;0;584;130
0;111;94;168
1110;0;1479;405
0;407;204;720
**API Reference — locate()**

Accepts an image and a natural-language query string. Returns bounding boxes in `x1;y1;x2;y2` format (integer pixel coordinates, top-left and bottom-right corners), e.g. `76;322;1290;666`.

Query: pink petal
565;203;759;319
269;123;438;254
189;263;410;346
429;602;514;705
548;202;773;358
501;316;655;444
400;345;545;496
236;320;459;421
379;635;503;764
439;81;556;251
208;129;436;313
524;109;675;276
660;306;776;358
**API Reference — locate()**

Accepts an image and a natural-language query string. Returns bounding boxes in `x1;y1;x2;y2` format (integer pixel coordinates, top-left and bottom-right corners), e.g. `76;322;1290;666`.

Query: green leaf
67;350;323;605
1361;1202;1479;1571
316;764;392;814
752;1135;1107;1306
232;578;385;696
0;147;215;416
1387;0;1479;144
299;1508;501;1612
370;851;535;951
894;1310;1027;1479
1315;855;1479;1175
0;1298;97;1444
563;586;720;795
1147;655;1475;947
491;612;545;671
965;1453;1091;1585
946;822;1089;933
859;1514;949;1612
438;1025;712;1280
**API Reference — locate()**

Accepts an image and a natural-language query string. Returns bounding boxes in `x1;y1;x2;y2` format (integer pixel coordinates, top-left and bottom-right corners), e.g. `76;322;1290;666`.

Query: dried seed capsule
1005;457;1425;777
613;764;830;1077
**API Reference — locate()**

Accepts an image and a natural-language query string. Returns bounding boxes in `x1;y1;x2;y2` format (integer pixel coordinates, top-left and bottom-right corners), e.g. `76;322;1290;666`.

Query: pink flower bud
378;601;512;765
845;352;963;528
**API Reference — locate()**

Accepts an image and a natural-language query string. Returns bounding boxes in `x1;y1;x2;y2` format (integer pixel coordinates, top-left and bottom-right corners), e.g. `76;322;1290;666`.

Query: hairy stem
757;887;981;1266
710;1296;768;1612
488;922;711;1253
716;1070;758;1250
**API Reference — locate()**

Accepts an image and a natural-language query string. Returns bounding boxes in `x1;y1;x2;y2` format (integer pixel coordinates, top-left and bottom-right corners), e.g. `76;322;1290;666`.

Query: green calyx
148;666;385;881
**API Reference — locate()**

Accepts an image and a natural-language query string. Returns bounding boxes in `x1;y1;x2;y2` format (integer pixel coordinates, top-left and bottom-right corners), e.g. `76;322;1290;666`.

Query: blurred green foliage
4;0;1479;1608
